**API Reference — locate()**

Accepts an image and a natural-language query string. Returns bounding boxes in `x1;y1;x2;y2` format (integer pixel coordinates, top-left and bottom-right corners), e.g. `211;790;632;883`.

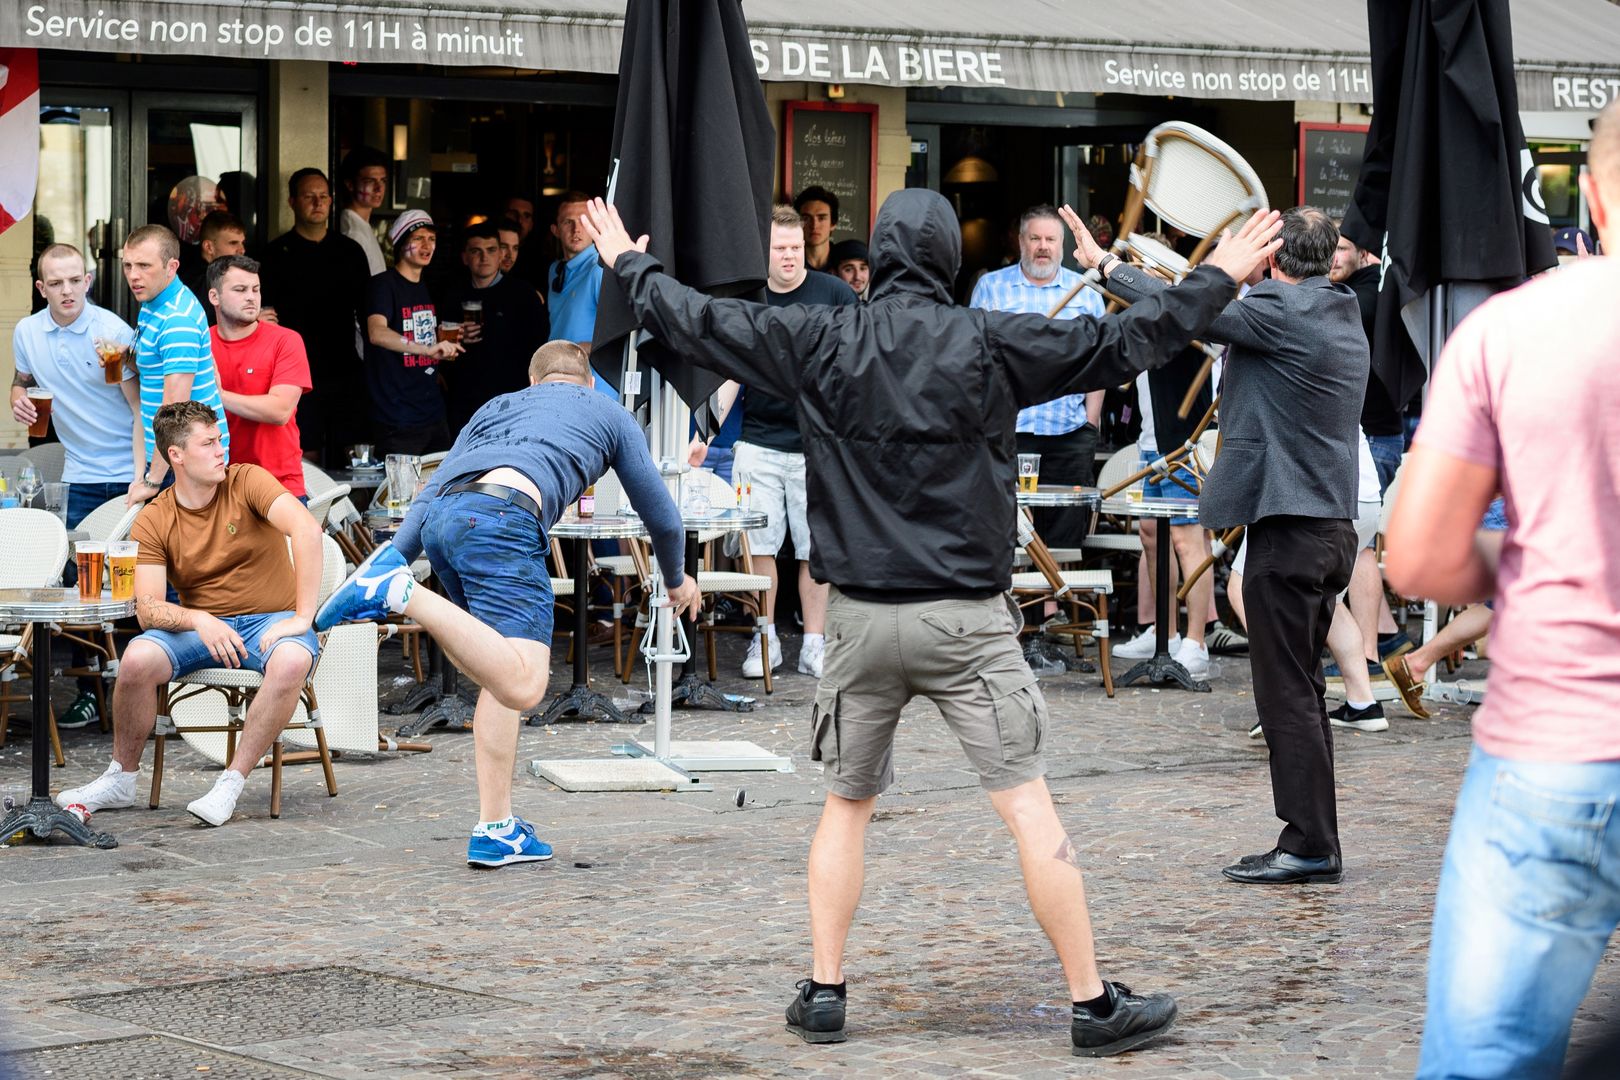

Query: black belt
441;481;542;522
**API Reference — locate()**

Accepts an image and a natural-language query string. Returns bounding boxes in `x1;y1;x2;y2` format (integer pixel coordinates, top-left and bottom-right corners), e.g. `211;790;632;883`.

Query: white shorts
733;441;811;560
1230;500;1378;602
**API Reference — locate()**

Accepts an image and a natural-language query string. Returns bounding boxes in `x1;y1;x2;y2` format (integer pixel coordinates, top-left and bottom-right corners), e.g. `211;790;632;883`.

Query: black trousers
377;420;453;458
1016;426;1099;547
1242;515;1357;858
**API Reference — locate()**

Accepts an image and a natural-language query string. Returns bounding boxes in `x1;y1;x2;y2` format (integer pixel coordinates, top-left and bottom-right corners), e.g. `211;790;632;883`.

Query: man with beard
581;190;1282;1058
971;205;1106;547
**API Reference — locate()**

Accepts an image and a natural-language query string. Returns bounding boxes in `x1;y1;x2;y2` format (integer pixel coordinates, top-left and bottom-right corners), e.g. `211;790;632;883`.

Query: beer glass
93;337;129;385
75;541;106;602
461;299;483;327
25;389;53;439
43;482;67;525
438;322;462;348
384;454;421;512
349;443;375;468
108;541;138;601
1017;453;1041;493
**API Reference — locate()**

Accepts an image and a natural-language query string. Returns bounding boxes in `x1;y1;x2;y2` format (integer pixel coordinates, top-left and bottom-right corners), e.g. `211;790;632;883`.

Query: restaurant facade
4;0;1619;447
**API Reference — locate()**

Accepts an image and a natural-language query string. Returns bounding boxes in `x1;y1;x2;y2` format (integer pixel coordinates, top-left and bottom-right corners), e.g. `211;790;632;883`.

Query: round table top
680;507;767;531
1017;486;1102;508
326;466;386;486
363;507;408;529
553;515;650;540
0;587;137;622
1100;495;1199;519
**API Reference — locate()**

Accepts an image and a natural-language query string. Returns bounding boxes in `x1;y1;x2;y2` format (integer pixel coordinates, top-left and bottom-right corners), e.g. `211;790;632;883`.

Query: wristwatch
1097;253;1120;276
142;472;163;488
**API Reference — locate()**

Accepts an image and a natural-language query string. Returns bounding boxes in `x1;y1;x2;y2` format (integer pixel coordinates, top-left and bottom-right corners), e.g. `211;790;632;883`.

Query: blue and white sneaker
467;817;555;868
315;541;413;631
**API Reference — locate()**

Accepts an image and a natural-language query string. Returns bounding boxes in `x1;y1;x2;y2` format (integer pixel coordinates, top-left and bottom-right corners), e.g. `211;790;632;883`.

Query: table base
528;684;635;725
639;672;754;714
391;687;477;737
1116;652;1211;692
2;796;118;849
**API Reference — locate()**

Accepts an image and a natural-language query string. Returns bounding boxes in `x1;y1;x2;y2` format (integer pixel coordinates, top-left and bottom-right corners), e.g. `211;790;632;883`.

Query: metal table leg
1117;519;1210;692
640;532;752;714
529;537;633;724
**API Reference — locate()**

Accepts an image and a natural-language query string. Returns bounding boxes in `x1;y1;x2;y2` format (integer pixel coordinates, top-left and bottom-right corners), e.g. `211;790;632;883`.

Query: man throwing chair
56;401;324;826
316;342;698;868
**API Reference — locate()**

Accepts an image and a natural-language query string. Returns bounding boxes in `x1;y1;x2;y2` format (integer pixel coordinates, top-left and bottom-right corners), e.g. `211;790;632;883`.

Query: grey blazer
1108;265;1368;531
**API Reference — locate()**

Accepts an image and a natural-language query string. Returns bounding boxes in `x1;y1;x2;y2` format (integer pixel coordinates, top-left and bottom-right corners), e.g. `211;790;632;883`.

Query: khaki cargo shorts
811;587;1048;799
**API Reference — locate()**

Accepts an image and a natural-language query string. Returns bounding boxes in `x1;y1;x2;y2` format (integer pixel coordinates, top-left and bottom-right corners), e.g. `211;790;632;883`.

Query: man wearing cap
828;239;870;299
1553;224;1597;263
363;210;462;455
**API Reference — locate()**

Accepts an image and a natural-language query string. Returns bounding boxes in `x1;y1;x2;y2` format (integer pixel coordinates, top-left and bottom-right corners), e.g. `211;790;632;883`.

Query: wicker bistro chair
1115;121;1269;269
19;442;67;486
149;535;349;819
587;470;655;676
1010;508;1116;697
0;509;72;763
52;498;144;728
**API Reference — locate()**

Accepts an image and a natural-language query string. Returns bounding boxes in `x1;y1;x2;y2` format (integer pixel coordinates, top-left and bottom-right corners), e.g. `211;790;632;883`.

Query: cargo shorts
811;587;1048;799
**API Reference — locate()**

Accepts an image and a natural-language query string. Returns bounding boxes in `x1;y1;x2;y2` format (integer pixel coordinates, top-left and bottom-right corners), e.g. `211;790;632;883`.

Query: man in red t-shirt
207;254;312;498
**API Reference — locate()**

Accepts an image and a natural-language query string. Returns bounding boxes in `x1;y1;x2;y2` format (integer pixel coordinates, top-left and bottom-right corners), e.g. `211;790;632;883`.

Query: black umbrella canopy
1341;0;1557;411
590;0;776;418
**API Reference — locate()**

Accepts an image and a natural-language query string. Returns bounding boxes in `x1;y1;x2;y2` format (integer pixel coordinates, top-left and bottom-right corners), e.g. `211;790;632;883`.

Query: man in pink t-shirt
1387;99;1620;1079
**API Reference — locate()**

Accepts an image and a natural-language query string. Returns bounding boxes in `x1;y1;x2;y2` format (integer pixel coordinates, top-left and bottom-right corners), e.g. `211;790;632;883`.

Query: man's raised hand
1201;209;1283;284
1057;204;1107;270
580;198;650;268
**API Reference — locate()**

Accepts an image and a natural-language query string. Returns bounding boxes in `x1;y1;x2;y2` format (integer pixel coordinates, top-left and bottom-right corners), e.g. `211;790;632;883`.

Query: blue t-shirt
136;276;229;467
393;382;686;587
13;302;139;484
546;245;617;400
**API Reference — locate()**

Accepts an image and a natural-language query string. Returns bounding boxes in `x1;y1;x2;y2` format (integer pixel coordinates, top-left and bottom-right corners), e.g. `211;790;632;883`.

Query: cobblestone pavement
2;632;1615;1079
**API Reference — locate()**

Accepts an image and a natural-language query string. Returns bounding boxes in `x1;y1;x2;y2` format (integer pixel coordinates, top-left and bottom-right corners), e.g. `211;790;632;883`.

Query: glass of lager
108;541;139;602
1017;453;1041;493
75;541;107;602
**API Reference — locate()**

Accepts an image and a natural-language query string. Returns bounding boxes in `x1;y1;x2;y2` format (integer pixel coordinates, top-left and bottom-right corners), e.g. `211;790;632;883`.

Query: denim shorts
1139;451;1199;526
420;490;554;645
135;610;319;679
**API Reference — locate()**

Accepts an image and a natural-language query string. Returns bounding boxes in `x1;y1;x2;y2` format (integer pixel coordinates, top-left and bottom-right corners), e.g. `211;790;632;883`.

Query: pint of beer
438;322;462;346
75;541;107;602
461;299;483;327
1017;453;1041;493
25;389;53;439
94;338;129;385
109;541;139;601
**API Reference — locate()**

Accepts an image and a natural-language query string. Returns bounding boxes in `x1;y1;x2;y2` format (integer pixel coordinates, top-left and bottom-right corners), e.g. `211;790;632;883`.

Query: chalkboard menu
784;101;877;245
1297;123;1369;222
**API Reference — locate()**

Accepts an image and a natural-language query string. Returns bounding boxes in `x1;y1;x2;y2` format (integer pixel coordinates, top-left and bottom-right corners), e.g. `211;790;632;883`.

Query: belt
441;481;542;522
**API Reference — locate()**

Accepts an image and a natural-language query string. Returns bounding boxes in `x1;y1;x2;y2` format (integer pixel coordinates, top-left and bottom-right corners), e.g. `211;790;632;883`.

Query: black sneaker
1328;701;1389;732
1205;621;1249;655
785;979;847;1044
1071;981;1177;1057
1247;719;1264;740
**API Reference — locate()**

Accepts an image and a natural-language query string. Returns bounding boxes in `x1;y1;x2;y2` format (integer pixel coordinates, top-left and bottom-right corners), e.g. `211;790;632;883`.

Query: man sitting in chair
55;400;323;826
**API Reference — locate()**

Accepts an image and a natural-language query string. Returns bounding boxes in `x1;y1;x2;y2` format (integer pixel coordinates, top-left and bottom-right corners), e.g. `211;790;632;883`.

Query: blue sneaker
467;817;555;868
315;541;412;631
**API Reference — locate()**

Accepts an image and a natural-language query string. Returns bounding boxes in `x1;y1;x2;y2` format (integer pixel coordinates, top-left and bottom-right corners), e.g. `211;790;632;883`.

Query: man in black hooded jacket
583;190;1281;1058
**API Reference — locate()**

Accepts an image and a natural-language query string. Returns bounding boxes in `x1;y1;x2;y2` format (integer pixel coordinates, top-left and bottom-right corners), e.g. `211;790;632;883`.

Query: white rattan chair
19;442;67;486
1117;121;1269;267
0;509;71;763
1012;508;1116;695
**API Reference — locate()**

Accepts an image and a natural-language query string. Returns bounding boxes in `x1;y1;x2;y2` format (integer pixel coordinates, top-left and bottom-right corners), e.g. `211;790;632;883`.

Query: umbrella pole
648;372;691;761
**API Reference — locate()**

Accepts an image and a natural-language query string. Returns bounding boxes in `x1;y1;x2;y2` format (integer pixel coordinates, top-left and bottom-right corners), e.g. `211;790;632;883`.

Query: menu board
784;101;877;244
1298;123;1370;222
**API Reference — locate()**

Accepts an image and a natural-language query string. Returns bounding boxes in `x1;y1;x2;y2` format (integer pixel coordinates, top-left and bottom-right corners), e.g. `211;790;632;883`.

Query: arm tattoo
137;592;186;631
12;370;35;388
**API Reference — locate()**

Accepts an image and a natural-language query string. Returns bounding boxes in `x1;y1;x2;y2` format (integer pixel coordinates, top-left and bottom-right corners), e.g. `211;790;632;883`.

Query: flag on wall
0;48;40;235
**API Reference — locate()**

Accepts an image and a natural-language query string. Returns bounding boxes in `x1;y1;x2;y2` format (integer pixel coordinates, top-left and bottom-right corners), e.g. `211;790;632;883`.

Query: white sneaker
54;761;137;812
1113;626;1180;659
798;637;825;678
187;770;246;827
1174;638;1211;678
741;633;783;678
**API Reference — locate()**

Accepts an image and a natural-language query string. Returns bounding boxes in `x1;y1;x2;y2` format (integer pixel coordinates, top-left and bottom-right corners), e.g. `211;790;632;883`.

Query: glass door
131;93;258;247
37;93;129;318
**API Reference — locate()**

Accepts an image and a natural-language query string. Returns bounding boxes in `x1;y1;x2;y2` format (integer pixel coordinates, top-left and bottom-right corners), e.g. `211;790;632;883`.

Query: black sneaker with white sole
785;979;846;1043
1328;701;1389;732
1071;981;1178;1057
1248;719;1264;740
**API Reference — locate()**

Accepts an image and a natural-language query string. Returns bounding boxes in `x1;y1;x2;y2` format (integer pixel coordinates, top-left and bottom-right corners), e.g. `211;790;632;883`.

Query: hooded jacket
610;189;1238;599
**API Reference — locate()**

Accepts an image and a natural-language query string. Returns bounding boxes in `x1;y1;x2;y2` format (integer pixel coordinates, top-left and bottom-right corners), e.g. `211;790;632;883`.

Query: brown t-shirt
131;463;296;616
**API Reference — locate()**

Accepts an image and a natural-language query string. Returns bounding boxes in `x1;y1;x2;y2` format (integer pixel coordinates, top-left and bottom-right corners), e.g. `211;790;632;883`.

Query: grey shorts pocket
981;667;1048;763
810;684;841;772
918;602;1000;639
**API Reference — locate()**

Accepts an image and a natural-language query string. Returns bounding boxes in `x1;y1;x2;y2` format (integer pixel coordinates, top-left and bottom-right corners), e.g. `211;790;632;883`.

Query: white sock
803;633;825;649
385;572;415;614
1347;699;1376;710
478;817;515;833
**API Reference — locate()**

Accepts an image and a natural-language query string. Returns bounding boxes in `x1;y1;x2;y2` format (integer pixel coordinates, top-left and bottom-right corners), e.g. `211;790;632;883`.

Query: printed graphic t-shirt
364;269;447;429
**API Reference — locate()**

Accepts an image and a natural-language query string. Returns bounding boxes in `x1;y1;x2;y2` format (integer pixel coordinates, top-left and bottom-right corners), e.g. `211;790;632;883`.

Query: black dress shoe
1071;981;1178;1057
785;979;847;1043
1222;847;1342;884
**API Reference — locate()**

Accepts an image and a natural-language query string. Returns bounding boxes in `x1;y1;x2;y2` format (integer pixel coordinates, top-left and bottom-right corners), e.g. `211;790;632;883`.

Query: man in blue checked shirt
970;205;1106;546
121;224;230;505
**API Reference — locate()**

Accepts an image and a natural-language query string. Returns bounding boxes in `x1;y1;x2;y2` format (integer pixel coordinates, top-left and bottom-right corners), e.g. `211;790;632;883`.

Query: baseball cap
389;209;435;248
1552;225;1592;255
828;239;869;267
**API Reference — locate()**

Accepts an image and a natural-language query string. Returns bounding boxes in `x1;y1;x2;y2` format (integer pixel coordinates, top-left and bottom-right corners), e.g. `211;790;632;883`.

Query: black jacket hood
866;188;960;306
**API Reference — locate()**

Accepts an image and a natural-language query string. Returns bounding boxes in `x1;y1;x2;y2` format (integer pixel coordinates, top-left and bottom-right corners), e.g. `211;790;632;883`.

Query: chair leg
706;625;718;682
314;724;338;797
48;704;64;768
758;614;774;695
150;734;165;808
410;632;425;684
270;740;283;819
1099;594;1115;698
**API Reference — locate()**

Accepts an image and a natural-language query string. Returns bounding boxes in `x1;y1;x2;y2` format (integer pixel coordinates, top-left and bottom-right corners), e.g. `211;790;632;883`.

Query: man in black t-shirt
439;222;549;434
706;205;856;680
363;211;462;455
259;168;373;465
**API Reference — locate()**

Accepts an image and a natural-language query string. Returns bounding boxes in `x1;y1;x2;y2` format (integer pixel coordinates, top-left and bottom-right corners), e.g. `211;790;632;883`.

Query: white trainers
741;632;784;678
1113;626;1180;659
187;770;246;827
798;636;825;678
1174;638;1211;678
54;761;137;812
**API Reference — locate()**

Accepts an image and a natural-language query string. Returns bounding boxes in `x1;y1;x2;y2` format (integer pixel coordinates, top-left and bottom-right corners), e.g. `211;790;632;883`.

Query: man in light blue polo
545;191;617;401
10;242;144;730
120;224;229;505
970;205;1106;546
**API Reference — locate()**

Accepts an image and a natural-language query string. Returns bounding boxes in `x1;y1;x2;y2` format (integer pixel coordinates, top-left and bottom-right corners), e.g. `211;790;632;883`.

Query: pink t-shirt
1414;257;1620;762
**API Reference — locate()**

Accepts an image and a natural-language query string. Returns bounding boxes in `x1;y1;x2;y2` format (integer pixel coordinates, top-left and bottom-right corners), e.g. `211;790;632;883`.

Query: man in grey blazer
1063;206;1366;884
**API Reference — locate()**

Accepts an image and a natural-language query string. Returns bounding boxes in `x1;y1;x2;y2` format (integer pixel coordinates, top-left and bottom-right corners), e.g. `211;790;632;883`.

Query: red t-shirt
210;322;312;497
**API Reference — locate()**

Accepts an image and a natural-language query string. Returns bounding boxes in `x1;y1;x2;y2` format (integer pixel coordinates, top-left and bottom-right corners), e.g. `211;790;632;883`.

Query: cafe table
1099;495;1211;692
0;588;135;849
1015;486;1103;674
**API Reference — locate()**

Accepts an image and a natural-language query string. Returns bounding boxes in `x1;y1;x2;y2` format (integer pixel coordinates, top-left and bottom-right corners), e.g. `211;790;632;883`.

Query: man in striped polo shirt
121;224;230;505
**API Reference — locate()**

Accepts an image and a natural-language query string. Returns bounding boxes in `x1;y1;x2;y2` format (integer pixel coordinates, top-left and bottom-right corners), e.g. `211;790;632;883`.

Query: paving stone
7;1035;320;1078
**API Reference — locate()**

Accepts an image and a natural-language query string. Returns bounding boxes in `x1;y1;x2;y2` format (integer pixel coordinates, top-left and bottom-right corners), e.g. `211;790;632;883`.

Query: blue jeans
420;490;554;645
134;610;320;679
66;481;129;529
1366;433;1403;496
1417;746;1620;1079
704;444;736;485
